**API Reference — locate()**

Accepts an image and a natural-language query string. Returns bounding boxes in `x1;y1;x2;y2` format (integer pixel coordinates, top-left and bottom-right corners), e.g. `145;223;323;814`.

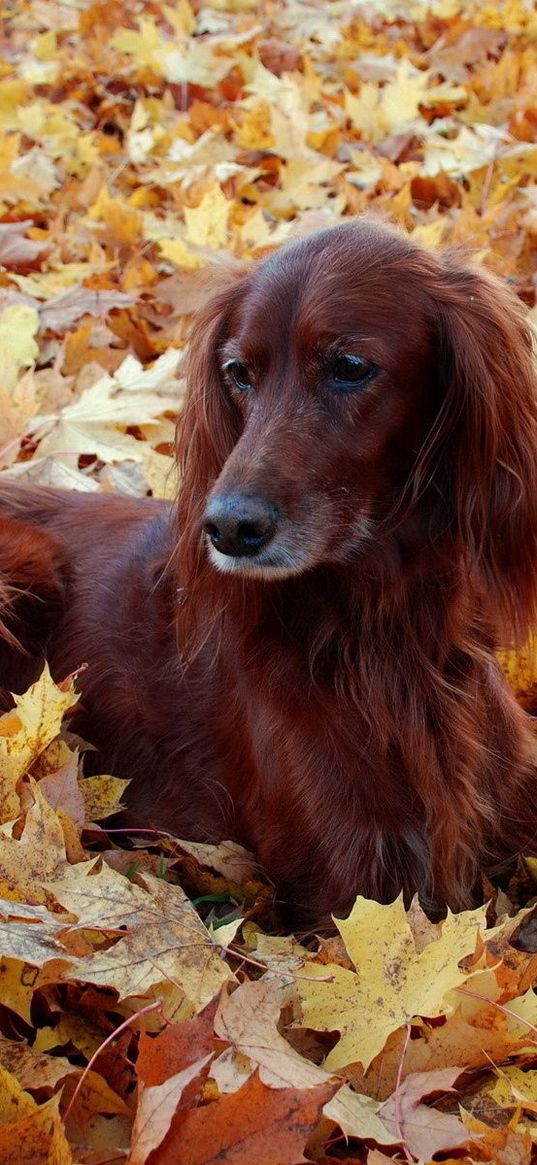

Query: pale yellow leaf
0;780;67;906
47;864;233;1009
0;304;39;391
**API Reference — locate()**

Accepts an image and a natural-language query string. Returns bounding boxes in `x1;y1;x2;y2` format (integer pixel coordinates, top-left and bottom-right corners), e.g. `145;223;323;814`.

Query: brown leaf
38;754;85;827
137;996;221;1086
129;1054;212;1165
379;1067;469;1159
0;221;46;267
0;1096;73;1164
152;1073;336;1165
39;287;136;334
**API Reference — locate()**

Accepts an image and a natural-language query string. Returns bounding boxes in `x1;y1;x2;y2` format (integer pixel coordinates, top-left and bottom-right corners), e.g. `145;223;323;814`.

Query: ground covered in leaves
2;0;537;1161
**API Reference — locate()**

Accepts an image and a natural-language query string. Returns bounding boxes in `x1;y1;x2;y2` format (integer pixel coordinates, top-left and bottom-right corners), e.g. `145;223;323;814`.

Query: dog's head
178;218;537;646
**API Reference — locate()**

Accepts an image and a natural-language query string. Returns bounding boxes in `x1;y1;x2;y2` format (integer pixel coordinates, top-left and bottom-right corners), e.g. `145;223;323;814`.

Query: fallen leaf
152;1072;336;1165
0;1096;73;1164
378;1067;469;1159
48;864;234;1009
79;775;130;821
137;997;220;1085
0;780;68;906
296;896;485;1070
0;303;39;390
0;220;46;266
129;1055;213;1165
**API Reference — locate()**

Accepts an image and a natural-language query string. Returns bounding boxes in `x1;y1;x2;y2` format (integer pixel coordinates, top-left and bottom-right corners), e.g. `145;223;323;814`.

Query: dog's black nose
203;493;279;557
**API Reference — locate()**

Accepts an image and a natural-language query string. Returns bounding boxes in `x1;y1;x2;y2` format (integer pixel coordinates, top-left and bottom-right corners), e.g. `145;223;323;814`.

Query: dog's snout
203;493;279;557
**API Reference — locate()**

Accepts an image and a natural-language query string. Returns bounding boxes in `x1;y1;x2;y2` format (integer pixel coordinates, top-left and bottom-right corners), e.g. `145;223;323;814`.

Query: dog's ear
177;266;249;537
175;267;250;652
0;518;67;693
425;258;537;647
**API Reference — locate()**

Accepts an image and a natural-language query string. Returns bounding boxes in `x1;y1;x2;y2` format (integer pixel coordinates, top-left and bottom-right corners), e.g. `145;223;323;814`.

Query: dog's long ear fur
0;518;67;692
422;258;537;647
175;269;249;653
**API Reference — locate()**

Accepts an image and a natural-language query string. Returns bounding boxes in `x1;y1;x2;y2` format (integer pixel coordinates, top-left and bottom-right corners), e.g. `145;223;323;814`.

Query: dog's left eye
224;360;253;393
330;353;376;389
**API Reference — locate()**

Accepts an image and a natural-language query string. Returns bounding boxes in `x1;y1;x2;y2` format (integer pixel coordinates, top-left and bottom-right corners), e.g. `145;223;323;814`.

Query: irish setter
2;218;537;928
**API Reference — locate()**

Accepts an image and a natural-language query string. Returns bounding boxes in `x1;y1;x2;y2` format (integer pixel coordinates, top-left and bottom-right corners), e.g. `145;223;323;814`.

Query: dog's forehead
235;228;433;357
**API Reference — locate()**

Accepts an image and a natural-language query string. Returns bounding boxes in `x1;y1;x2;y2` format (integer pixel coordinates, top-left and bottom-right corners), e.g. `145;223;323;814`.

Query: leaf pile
3;0;537;1161
2;670;537;1164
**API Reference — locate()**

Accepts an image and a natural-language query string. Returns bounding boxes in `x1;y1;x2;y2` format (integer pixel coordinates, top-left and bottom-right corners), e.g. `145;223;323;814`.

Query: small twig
480;157;496;216
394;1022;414;1163
225;944;334;982
456;985;537;1041
103;827;171;837
62;999;162;1125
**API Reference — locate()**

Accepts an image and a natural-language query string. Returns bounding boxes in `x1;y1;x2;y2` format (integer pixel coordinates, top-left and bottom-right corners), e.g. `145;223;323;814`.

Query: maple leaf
214;979;396;1145
296;896;486;1070
129;1054;213;1165
0;780;70;907
0;303;39;391
149;1072;336;1165
378;1067;469;1159
183;186;232;249
79;774;130;821
0;220;46;266
0;667;78;821
35;361;179;467
47;863;234;1009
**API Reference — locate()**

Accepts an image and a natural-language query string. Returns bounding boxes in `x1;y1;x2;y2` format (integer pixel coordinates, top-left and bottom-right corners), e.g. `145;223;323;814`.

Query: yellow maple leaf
184;186;231;249
296;895;486;1071
0;780;67;906
110;18;165;72
87;186;141;247
79;775;130;821
47;863;234;1011
158;236;206;269
0;666;78;819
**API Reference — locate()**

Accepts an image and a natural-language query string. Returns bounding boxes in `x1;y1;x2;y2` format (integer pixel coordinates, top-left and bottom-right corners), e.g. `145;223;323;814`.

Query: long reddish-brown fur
1;218;537;927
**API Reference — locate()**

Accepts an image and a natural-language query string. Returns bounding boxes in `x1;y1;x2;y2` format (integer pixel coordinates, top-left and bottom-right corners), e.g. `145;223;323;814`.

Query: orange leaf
137;996;221;1086
152;1073;336;1165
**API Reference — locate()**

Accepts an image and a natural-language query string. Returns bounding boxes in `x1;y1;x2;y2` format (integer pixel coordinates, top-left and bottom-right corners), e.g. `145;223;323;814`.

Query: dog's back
0;482;171;693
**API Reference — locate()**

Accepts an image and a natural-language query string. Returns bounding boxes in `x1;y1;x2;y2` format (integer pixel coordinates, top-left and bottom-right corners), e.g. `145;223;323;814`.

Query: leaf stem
62;998;162;1125
394;1021;414;1163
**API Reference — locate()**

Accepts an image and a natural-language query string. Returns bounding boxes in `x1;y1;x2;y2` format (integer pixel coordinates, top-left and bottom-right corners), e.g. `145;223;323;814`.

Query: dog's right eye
224;360;253;393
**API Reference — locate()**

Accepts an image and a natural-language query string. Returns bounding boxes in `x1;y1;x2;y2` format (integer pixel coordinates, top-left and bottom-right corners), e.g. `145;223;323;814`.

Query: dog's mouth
206;538;313;579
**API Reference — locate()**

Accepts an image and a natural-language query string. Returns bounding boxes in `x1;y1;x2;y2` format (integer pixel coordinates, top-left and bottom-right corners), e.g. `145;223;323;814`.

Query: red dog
2;219;537;927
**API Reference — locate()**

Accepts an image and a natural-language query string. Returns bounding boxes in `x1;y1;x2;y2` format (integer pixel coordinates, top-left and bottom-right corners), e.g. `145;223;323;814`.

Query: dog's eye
224;360;253;393
330;353;376;389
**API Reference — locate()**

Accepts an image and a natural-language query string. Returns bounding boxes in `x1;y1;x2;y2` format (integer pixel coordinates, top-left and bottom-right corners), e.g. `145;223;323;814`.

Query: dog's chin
207;541;316;580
